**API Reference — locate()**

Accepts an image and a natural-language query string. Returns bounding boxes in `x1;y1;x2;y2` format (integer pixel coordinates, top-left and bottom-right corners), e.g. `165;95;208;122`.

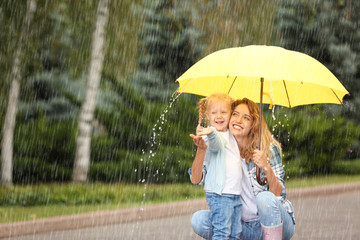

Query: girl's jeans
205;192;242;240
192;191;295;240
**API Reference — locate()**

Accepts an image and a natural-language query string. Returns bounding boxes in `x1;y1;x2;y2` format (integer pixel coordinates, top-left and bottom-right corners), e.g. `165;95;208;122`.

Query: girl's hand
252;149;270;170
196;124;213;136
190;134;207;150
196;123;204;135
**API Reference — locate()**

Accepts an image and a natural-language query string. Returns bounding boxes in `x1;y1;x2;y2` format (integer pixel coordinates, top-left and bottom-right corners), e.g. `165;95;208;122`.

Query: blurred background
1;0;359;188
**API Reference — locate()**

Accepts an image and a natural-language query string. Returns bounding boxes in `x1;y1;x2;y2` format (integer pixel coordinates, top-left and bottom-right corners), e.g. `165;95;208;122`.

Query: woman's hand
253;149;282;196
252;149;270;171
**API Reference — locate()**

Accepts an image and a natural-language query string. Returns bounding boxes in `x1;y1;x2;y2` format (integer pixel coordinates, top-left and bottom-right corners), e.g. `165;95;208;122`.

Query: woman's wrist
262;162;272;174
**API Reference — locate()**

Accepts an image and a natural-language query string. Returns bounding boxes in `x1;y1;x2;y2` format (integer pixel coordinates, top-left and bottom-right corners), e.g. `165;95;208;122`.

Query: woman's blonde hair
232;98;282;163
198;93;233;126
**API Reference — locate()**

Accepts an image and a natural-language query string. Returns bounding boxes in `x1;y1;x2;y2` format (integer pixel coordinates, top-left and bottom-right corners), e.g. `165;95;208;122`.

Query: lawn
1;174;360;224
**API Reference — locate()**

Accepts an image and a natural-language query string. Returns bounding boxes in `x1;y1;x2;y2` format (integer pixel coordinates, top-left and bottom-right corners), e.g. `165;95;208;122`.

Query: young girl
189;93;243;240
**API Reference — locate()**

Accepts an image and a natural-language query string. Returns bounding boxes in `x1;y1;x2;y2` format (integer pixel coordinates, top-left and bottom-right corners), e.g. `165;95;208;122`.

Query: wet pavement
1;182;360;240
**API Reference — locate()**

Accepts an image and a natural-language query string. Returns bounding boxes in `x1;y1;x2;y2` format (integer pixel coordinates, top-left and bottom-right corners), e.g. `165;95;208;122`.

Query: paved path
1;182;360;239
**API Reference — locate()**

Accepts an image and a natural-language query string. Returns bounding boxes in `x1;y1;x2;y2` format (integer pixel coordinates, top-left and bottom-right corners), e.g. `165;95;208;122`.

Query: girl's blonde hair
232;98;282;163
198;93;233;126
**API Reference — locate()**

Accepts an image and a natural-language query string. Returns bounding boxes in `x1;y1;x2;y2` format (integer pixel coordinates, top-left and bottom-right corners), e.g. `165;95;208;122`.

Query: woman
190;98;295;240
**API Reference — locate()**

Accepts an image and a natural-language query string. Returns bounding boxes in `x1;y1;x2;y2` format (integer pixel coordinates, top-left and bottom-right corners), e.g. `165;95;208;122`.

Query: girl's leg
191;210;262;240
256;191;295;240
230;198;242;240
206;193;236;240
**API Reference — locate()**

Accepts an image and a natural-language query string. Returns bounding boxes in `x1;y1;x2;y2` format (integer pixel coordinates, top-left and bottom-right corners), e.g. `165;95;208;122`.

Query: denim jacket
189;127;228;195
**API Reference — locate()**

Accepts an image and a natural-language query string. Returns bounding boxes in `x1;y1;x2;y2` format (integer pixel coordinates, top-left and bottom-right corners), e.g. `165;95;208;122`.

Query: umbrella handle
256;166;267;185
256;78;267;186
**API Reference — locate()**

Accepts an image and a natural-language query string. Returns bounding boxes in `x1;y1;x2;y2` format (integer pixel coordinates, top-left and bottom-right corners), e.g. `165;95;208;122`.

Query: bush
13;157;71;184
12;116;76;183
14;116;76;169
89;144;195;184
267;106;360;176
89;150;143;183
330;159;360;175
91;136;120;163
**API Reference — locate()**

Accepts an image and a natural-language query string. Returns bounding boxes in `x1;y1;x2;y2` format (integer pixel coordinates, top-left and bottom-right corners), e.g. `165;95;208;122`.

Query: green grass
1;175;360;224
0;183;204;224
285;174;360;189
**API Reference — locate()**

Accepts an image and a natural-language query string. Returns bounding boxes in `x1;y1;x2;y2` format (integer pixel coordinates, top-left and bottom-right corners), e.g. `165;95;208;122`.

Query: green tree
277;0;360;118
0;0;96;184
1;0;37;186
132;0;202;102
276;0;360;159
73;0;110;183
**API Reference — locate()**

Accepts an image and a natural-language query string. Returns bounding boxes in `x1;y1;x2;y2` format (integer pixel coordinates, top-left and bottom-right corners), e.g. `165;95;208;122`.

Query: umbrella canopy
176;45;349;185
177;45;349;108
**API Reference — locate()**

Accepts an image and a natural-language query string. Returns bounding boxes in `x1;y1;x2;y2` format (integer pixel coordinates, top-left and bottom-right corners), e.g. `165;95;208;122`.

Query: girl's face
206;101;231;132
229;103;253;139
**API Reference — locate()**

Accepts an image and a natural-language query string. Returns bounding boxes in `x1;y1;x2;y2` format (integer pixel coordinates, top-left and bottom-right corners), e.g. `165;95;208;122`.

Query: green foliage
91;80;198;184
141;145;195;183
13;158;71;184
267;106;360;176
330;159;360;175
132;0;202;102
18;72;82;121
13;116;76;183
89;150;143;183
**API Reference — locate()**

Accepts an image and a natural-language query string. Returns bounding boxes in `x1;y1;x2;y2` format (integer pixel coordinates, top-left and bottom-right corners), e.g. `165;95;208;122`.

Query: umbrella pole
256;77;267;185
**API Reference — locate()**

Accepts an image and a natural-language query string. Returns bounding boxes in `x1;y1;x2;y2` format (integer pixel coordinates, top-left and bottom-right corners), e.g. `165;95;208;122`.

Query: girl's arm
190;134;207;185
252;149;282;196
197;127;225;152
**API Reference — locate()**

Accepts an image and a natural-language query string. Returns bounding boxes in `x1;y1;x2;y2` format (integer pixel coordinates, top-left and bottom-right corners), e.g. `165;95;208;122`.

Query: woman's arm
263;162;282;196
190;134;207;185
252;149;282;196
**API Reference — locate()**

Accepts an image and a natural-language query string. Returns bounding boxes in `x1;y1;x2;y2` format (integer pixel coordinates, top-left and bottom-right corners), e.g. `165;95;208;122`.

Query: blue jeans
191;191;295;240
205;192;242;240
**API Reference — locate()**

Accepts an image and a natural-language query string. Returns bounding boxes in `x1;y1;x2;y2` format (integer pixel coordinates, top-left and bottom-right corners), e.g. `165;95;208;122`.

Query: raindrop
272;105;276;120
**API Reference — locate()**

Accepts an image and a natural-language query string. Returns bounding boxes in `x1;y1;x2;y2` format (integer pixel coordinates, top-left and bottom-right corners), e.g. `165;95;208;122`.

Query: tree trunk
1;0;37;186
72;0;109;183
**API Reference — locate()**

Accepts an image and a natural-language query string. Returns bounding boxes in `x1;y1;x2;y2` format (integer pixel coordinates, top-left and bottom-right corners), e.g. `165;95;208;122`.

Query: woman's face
229;103;253;139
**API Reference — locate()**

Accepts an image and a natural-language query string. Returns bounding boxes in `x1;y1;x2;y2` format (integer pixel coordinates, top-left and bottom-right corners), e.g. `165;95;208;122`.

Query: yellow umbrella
176;45;349;185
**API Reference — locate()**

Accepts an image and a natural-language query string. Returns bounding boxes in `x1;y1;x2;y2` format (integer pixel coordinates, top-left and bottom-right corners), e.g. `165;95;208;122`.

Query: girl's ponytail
198;98;207;126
